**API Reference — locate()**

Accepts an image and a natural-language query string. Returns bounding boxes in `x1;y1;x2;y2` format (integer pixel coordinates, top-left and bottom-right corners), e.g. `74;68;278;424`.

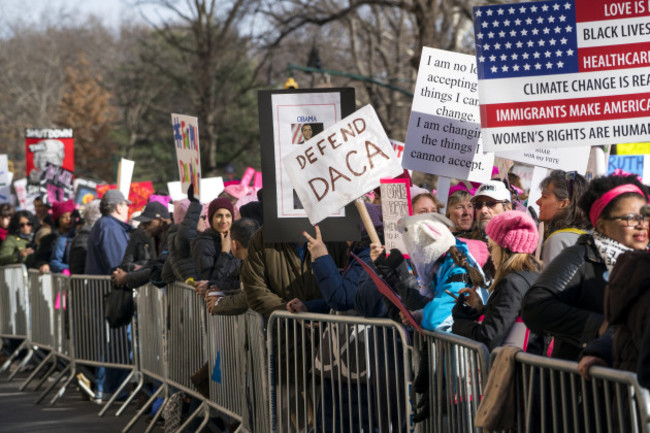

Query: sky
1;0;189;30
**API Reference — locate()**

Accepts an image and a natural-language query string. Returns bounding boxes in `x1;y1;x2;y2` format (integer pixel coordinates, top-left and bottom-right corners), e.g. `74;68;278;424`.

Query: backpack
104;285;134;328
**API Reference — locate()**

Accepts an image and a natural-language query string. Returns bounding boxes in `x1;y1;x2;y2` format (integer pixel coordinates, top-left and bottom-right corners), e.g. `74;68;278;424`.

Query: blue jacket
50;229;75;273
84;215;132;275
422;239;488;332
306;246;372;314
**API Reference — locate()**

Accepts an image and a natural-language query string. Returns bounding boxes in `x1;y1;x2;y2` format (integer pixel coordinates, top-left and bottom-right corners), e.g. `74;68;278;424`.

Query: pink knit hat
485;211;538;254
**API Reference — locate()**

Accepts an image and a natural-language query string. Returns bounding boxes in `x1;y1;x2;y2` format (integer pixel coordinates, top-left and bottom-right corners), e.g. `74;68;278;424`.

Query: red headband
589;184;645;226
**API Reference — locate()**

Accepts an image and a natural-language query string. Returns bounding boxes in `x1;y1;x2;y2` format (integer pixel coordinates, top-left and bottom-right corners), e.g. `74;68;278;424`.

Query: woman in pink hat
452;211;543;352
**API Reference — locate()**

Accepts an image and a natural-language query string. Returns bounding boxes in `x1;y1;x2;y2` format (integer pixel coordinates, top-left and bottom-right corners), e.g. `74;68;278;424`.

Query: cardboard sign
97;182;154;219
475;0;650;151
171;114;201;200
380;178;412;256
283;105;404;225
25;128;74;184
258;88;361;242
608;154;649;180
167;176;225;203
404;47;495;182
117;158;135;199
41;163;74;203
496;145;591;173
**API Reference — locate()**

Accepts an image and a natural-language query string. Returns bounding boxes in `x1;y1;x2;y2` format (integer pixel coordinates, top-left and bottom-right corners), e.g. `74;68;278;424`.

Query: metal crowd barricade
512;351;650;433
123;283;168;433
38;275;140;416
0;264;32;378
242;310;270;433
165;281;211;431
414;330;491;433
267;310;415;433
18;270;57;391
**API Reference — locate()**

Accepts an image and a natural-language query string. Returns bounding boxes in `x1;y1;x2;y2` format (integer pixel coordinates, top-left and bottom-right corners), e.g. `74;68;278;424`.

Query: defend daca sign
283;105;403;225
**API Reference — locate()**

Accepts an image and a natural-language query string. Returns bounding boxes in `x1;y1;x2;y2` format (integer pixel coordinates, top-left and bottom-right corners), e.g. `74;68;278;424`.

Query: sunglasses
473;200;508;210
19;222;33;228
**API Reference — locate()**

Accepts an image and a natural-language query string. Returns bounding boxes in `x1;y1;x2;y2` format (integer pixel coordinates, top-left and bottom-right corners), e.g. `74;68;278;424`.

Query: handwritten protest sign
380;178;412;256
171;114;201;200
283;105;403;225
475;0;650;152
608;154;649;180
497;145;591;173
404;47;495;182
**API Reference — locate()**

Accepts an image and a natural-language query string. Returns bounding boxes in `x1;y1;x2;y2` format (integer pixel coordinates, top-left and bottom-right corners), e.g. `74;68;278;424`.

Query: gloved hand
373;248;405;283
187;183;199;203
451;293;481;321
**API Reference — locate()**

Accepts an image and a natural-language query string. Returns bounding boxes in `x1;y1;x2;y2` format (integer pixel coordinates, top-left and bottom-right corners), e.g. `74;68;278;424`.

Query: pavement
0;370;150;433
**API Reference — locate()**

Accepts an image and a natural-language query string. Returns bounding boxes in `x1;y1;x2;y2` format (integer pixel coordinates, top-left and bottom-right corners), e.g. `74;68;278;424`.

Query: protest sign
117;158;135;199
283;104;403;225
389;139;406;162
0;155;10;203
42;163;74;203
171;114;201;200
616;142;650;154
258;88;360;242
496;145;591;173
13;178;37;212
167;177;225;203
25;129;74;184
608;154;649;180
97;182;153;219
380;178;412;256
474;0;650;152
74;179;98;205
404;47;495;182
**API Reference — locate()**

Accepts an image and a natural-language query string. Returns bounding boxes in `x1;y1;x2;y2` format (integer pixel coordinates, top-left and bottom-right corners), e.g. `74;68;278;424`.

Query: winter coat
191;228;240;292
32;231;60;269
522;234;606;361
240;226;348;320
118;227;170;289
85;215;132;276
168;201;202;282
50;229;75;273
0;234;34;266
121;228;157;271
68;225;91;274
452;270;541;352
422;239;488;332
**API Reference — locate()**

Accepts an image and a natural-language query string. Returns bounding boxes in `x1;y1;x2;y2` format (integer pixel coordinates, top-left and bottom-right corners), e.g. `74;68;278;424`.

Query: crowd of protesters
1;166;649;430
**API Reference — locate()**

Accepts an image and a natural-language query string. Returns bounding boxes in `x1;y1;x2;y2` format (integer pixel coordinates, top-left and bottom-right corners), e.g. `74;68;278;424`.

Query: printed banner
380;178;412;256
404;47;495;182
283;105;403;225
42;163;74;203
25;128;74;183
475;0;650;151
171;114;201;200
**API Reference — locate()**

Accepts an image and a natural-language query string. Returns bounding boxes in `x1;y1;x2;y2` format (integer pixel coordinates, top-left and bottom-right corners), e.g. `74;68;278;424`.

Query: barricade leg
115;371;144;417
98;368;137;417
0;339;29;375
33;357;62;391
49;366;78;405
145;396;169;433
174;400;210;433
122;384;165;433
35;364;72;404
7;346;34;381
19;351;55;391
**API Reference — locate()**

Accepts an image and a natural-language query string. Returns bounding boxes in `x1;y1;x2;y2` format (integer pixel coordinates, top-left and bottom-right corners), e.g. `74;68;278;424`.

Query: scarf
18;232;34;243
592;232;632;274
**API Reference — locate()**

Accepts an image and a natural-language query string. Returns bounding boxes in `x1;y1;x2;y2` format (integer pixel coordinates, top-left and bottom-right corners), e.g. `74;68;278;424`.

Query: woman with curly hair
536;170;591;265
522;174;649;360
0;210;36;266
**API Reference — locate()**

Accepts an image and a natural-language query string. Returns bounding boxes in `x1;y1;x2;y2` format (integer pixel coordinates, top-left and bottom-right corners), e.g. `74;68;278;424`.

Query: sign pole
354;198;380;245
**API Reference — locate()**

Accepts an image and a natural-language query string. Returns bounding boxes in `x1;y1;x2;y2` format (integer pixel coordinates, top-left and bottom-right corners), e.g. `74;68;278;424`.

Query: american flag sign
474;0;650;152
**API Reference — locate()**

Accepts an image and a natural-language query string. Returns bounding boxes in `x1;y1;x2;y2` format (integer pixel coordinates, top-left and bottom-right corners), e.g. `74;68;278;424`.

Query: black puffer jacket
453;270;543;353
191;228;240;292
166;201;202;282
68;225;91;274
121;228;156;271
522;234;606;361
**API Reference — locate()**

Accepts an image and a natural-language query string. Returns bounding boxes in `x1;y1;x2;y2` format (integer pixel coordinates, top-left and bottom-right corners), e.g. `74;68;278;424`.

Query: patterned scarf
592;232;632;274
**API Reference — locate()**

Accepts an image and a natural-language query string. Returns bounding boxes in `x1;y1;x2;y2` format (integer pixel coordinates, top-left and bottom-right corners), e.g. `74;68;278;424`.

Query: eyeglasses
19;222;33;228
473;200;508;210
604;213;650;227
565;171;578;199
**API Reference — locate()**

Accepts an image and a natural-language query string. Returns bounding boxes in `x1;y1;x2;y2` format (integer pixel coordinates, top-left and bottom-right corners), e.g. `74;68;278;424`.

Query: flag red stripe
481;92;650;127
575;0;650;22
579;41;650;72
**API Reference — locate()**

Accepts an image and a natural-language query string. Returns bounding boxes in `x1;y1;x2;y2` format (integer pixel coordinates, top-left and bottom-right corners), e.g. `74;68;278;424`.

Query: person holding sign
452;211;543;352
523;174;649;361
536;170;591;266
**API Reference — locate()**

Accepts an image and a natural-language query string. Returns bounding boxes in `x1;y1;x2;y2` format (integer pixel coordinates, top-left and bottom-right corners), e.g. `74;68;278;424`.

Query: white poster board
171;113;201;200
167;176;224;203
403;47;495;182
497;146;591;174
117;158;135;199
283;105;403;224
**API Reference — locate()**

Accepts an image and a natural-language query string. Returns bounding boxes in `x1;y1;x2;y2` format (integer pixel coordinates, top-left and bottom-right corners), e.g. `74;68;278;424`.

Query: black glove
187;183;199;203
373;248;405;283
451;294;481;321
